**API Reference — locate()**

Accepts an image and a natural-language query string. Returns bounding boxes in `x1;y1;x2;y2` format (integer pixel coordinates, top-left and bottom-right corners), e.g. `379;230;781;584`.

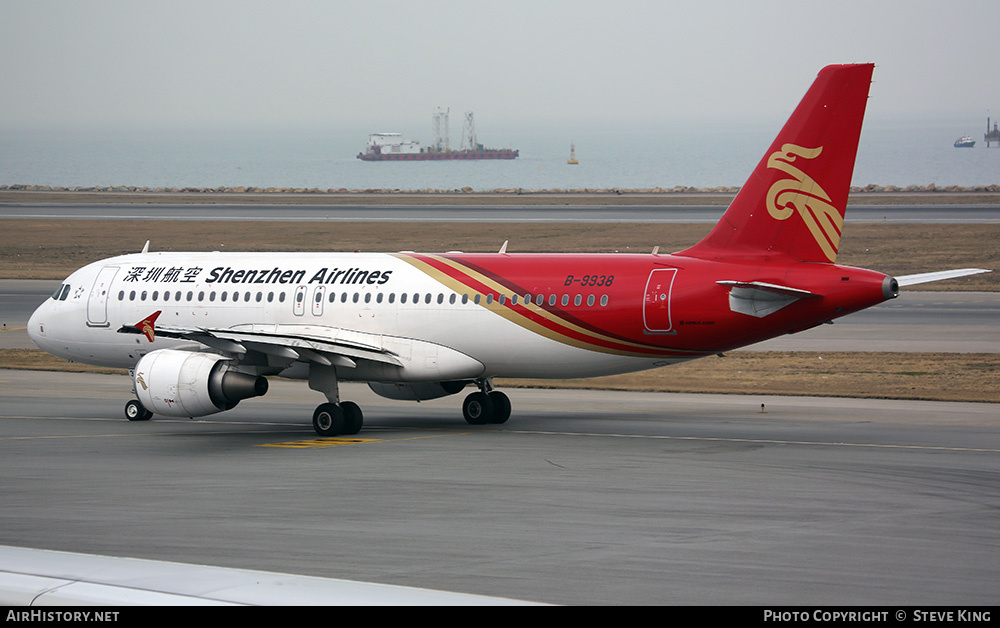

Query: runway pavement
2;202;1000;223
0;370;996;605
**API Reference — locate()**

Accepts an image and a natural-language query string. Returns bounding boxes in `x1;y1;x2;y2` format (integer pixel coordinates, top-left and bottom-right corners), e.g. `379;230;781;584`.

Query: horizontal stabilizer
717;280;817;318
896;268;991;287
716;281;817;297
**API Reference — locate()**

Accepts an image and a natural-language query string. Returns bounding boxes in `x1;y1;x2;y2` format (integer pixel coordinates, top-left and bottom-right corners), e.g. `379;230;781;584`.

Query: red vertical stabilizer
680;63;874;264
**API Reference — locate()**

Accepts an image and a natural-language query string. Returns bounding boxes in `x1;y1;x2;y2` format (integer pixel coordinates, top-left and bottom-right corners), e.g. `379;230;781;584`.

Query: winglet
135;311;162;342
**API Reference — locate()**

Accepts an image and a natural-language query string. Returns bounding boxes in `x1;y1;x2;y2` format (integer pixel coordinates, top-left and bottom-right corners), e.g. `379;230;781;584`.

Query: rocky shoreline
3;183;1000;207
4;183;1000;195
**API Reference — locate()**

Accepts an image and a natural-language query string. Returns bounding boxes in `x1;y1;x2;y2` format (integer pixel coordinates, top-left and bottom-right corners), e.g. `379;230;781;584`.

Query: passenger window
600;295;608;306
587;295;595;306
574;295;582;306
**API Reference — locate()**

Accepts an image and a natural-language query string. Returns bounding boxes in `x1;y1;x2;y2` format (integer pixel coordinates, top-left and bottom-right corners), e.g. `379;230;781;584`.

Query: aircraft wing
0;545;542;605
118;318;403;369
896;268;991;287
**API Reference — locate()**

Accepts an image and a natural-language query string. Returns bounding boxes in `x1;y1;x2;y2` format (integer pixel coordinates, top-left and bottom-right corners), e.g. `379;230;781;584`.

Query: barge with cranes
357;109;518;161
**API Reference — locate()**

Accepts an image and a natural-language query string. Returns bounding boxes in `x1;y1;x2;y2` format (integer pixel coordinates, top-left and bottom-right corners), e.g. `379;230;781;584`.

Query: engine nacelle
367;381;468;402
133;349;268;417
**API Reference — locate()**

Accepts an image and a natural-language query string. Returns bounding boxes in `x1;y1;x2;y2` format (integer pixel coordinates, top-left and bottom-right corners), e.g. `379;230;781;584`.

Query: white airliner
27;64;989;436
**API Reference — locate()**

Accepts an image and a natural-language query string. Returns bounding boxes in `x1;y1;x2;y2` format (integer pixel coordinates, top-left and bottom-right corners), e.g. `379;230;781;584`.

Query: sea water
1;116;997;191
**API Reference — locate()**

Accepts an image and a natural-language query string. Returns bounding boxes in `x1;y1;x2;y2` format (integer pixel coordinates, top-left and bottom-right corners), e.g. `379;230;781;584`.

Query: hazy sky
2;0;998;131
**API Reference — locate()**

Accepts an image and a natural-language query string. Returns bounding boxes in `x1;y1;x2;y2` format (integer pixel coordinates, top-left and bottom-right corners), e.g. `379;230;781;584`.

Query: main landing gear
312;401;364;437
462;380;511;425
309;380;511;437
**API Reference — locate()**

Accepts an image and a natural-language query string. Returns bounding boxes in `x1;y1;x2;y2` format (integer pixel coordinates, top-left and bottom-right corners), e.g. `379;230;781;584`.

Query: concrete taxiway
0;369;996;605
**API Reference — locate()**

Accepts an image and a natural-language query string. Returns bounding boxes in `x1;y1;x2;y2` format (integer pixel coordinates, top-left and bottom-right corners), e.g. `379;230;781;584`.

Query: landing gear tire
313;402;345;437
340;401;364;436
124;399;152;421
488;391;511;424
463;391;495;425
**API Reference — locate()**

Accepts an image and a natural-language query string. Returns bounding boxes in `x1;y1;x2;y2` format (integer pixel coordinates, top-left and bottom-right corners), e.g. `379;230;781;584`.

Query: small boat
954;135;975;148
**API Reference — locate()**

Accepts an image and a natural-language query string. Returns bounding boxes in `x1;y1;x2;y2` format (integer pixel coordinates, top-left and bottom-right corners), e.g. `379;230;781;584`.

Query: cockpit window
51;284;71;301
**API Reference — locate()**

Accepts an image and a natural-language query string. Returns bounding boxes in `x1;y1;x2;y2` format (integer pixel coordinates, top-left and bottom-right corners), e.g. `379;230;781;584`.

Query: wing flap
118;322;402;367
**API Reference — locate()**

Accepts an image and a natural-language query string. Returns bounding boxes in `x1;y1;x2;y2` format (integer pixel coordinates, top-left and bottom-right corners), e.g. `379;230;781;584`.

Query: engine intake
133;349;268;417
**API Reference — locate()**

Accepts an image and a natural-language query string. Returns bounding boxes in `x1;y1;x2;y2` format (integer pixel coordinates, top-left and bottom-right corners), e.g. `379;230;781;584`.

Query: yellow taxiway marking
257;431;472;449
258;438;380;448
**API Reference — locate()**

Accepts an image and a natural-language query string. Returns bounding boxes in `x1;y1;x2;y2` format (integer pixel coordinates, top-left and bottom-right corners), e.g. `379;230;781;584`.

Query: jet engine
367;380;468;401
133;349;268;417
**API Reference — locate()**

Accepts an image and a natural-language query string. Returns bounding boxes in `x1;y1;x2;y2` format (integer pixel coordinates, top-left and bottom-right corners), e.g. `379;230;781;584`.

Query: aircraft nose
27;298;52;348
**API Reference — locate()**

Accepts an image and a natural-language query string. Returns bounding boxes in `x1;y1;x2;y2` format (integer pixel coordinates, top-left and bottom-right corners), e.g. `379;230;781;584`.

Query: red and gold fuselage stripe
393;253;705;358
